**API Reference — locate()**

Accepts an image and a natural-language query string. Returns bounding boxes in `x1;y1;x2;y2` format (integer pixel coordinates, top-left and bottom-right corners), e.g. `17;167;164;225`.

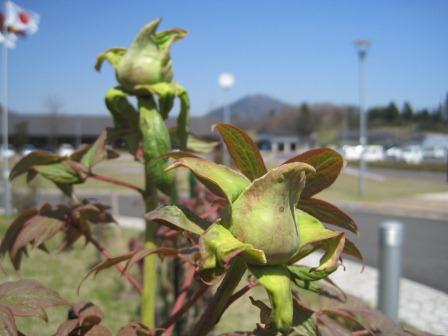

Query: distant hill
186;94;291;135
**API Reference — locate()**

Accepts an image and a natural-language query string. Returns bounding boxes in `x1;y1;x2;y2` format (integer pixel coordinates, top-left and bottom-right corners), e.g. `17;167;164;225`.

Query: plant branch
160;283;209;330
86;233;143;293
86;172;144;194
164;266;196;336
191;258;247;336
225;278;257;309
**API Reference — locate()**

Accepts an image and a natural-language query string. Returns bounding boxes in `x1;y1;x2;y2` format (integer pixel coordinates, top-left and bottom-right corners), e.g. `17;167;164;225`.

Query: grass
0;215;262;335
0;216;141;334
347;160;447;173
320;172;448;202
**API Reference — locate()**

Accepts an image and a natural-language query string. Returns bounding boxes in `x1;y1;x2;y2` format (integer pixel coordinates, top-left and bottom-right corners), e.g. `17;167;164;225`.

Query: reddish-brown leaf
122;247;178;273
284;148;343;198
117;322;164;336
55;319;79;336
298;198;358;234
0;305;17;336
0;280;67;321
85;324;112;336
343;238;364;265
213;123;267;180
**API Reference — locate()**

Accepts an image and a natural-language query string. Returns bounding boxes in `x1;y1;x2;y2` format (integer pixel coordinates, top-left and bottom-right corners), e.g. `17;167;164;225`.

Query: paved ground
302;254;448;335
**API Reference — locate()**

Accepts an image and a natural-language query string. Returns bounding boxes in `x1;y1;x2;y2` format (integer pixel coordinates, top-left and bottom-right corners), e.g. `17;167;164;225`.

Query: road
1;191;447;293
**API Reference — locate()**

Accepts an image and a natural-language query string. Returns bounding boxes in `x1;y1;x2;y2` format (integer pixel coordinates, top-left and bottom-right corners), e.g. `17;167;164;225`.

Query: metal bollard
378;220;404;322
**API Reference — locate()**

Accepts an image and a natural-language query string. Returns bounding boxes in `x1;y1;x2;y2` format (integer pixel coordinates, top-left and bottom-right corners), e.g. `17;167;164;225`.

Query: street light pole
218;72;235;166
354;39;370;197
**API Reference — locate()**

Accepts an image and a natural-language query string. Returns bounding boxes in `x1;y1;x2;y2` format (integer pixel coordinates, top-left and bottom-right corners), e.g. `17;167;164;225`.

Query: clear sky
3;0;448;116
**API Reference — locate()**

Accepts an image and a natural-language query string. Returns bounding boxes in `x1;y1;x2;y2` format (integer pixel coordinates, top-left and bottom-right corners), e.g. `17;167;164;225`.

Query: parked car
385;146;403;161
0;144;16;159
57;143;75;157
20;144;36;157
402;145;423;164
364;145;385;162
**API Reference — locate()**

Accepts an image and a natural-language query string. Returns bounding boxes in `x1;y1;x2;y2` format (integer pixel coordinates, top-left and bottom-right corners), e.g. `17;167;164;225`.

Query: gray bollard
378;220;404;323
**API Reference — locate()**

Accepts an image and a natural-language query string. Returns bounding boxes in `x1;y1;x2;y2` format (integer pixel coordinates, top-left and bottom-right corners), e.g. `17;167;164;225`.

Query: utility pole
354;39;371;197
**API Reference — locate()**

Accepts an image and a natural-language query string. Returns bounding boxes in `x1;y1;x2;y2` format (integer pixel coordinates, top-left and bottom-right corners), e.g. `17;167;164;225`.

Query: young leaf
284;148;343;198
80;130;119;170
287;265;335;282
9;151;63;181
298;197;358;234
213;124;267;181
0;280;66;321
167;157;250;203
144;205;205;235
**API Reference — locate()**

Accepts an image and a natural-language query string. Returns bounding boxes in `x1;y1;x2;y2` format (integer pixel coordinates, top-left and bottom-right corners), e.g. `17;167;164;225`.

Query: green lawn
0;216;264;335
0;216;141;334
320;172;448;202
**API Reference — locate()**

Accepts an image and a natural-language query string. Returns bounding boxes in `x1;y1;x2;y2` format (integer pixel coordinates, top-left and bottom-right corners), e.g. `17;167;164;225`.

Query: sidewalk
116;216;448;335
302;254;448;335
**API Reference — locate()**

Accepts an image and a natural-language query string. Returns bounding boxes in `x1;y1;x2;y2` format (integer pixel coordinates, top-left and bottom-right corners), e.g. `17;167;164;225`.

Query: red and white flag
0;1;39;48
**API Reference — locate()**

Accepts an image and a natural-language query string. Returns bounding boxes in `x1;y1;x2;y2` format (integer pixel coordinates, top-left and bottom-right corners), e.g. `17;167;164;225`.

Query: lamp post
354;39;370;197
218;72;235;165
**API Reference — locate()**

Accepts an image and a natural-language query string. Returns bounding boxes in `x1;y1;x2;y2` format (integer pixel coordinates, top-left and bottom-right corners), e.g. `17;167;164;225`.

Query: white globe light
218;72;235;89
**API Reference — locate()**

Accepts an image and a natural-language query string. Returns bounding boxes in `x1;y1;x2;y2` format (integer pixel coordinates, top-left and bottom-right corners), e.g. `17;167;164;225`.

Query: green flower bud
96;18;187;93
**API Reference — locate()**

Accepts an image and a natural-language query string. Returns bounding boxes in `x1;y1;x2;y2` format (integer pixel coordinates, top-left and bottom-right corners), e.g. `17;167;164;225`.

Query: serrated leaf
213;124;267;181
0;305;17;336
9;151;63;181
0;280;66;321
249;265;293;332
284;148;343;198
231;163;315;264
167;157;250;203
298;198;358;234
144;205;205;235
95;48;126;72
55;319;79;336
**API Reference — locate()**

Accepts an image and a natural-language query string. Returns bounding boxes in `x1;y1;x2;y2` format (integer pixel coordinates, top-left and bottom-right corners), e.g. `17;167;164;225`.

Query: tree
402;101;413;121
296;103;314;136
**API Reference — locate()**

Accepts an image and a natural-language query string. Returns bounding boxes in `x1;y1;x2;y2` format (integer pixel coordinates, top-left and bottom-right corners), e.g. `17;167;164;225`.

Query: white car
57;144;75;157
402;146;423;164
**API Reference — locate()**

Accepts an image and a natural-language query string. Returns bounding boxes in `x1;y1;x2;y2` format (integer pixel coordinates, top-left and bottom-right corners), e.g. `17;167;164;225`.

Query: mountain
188;94;291;135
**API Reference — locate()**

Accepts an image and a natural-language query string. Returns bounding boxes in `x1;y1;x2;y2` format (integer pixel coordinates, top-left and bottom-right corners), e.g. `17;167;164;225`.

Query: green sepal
167;157;250;203
169;127;218;153
249;265;293;332
291;210;346;272
95;47;126;72
287;265;335;282
199;223;266;271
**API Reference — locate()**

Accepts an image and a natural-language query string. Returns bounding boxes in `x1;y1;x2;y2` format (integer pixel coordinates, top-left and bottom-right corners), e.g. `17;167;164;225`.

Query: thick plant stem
191;258;247;336
141;189;159;328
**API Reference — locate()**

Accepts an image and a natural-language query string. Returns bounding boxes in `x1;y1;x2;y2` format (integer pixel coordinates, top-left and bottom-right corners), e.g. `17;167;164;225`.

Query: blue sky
3;0;448;116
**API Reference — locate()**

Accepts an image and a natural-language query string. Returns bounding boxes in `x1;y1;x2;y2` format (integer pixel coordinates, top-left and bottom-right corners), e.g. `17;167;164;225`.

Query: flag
0;1;39;48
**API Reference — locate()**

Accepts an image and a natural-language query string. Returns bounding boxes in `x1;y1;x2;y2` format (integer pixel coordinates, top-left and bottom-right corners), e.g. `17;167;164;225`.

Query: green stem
191;258;247;336
141;187;159;327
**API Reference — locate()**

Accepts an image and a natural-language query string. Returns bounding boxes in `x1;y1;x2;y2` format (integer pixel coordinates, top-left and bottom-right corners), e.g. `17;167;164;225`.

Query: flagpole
2;0;12;215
